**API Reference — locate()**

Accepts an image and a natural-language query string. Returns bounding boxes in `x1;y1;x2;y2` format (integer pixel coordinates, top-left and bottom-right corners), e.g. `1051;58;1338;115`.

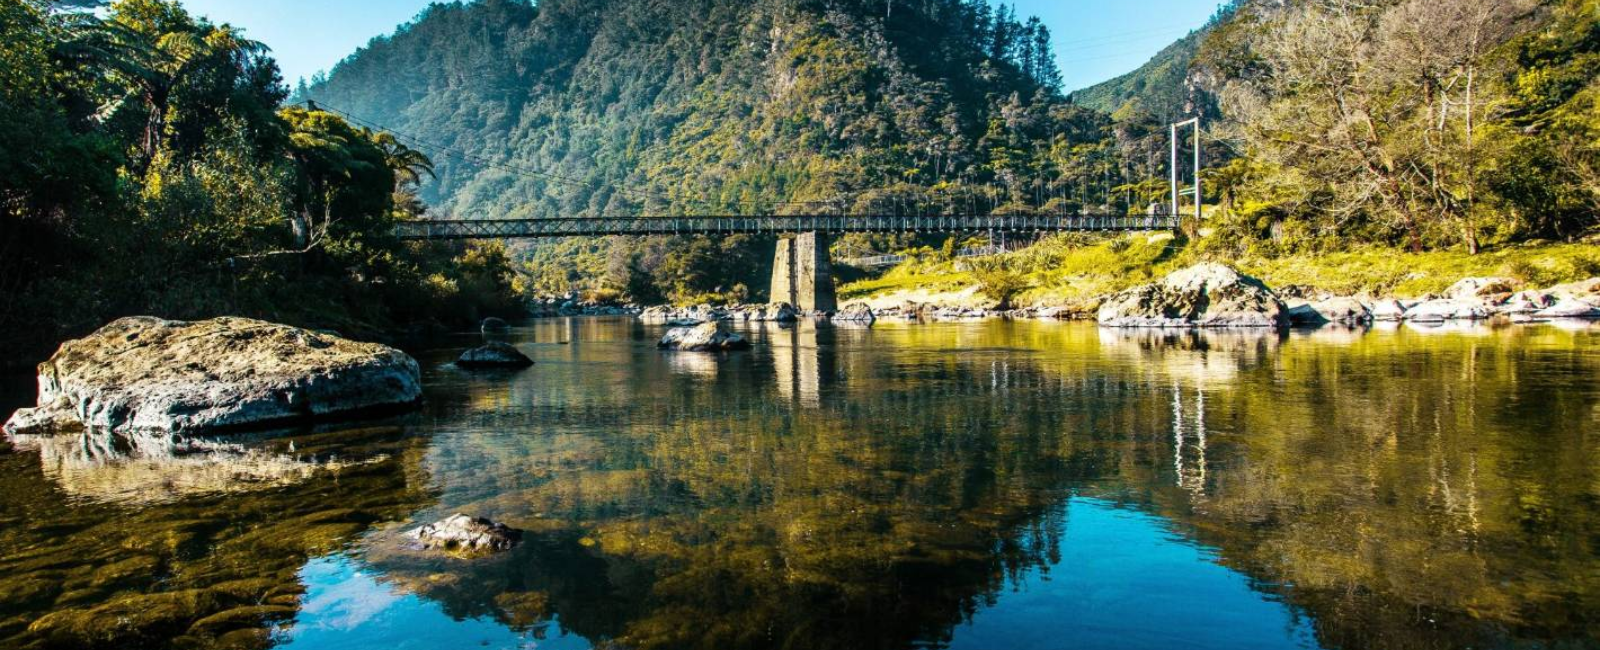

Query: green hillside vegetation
303;0;1165;303
0;0;522;365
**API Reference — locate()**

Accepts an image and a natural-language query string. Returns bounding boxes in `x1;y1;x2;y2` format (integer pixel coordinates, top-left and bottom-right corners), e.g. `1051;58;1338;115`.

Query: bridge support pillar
771;232;837;313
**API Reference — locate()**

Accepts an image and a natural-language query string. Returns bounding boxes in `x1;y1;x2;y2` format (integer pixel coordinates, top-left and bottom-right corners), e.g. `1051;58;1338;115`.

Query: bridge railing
393;213;1182;240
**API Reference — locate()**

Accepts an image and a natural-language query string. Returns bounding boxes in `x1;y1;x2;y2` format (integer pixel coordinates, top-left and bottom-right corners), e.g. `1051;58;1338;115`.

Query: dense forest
2;0;1597;356
0;0;523;366
303;0;1598;299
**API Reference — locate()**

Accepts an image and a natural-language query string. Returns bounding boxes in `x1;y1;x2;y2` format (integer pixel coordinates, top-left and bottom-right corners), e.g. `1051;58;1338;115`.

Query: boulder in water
480;317;512;334
410;514;521;554
761;303;799;323
2;317;421;436
658;322;751;351
833;303;876;323
1097;263;1288;328
1288;297;1372;326
457;342;535;369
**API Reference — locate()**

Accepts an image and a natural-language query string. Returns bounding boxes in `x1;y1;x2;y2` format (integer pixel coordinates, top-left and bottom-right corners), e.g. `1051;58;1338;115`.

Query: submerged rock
2;317;422;436
658;322;751;351
409;514;521;554
1097;263;1288;328
457;342;535;369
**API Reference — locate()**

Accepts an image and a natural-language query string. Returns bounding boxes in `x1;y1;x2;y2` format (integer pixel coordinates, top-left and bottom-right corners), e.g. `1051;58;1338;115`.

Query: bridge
392;213;1180;240
393;212;1180;313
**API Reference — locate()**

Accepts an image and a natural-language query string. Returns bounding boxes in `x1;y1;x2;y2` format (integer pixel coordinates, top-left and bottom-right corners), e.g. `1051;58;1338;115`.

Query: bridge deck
394;213;1179;240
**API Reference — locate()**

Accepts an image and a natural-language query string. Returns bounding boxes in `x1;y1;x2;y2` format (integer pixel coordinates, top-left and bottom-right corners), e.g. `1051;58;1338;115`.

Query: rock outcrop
457;342;535;369
658;322;752;351
3;317;422;436
409;514;521;554
1097;263;1288;328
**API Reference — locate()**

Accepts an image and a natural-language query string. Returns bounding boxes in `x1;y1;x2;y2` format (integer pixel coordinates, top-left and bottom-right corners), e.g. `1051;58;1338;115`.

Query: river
1;318;1597;649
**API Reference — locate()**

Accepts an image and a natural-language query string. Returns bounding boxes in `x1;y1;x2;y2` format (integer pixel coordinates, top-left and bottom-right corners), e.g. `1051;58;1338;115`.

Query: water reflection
7;428;386;505
1;319;1597;649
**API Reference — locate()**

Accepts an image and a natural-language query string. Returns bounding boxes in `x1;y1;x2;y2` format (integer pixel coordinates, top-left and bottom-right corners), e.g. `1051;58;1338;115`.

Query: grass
838;235;1600;307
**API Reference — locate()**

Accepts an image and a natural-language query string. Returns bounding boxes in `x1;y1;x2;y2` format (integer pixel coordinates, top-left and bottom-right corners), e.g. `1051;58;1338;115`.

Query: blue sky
181;0;1222;92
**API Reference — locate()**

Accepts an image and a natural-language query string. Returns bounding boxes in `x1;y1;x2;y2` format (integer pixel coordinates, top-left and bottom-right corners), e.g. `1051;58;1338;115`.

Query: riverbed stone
1288;297;1372;326
2;317;422;436
457;342;535;369
762;303;800;322
658;322;751;351
410;514;521;554
833;303;876;323
1446;277;1520;300
1500;290;1555;314
1097;263;1288;328
1404;299;1490;322
1533;299;1600;319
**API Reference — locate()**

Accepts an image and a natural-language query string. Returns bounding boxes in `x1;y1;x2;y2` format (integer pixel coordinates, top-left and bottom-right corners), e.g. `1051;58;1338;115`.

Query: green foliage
0;0;522;364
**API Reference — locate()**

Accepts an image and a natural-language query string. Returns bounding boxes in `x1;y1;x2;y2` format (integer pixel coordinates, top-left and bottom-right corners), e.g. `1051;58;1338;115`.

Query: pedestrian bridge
393;212;1179;313
392;212;1179;240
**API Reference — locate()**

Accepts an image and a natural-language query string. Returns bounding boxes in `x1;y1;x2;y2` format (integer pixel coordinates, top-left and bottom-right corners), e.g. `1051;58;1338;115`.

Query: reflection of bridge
396;213;1179;312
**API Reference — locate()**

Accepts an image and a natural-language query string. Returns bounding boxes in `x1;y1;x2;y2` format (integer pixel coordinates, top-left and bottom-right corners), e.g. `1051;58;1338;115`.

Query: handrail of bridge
393;213;1181;240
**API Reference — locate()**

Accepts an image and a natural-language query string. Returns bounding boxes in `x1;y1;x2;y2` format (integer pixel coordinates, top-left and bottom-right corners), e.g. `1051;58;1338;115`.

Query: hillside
305;0;1088;220
1071;28;1209;121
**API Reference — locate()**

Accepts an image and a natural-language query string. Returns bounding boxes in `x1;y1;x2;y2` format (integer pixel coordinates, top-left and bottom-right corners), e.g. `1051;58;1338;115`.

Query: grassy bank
839;234;1600;308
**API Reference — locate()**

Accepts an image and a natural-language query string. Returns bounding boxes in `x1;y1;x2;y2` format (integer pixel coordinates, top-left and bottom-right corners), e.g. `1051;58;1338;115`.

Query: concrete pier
771;232;838;313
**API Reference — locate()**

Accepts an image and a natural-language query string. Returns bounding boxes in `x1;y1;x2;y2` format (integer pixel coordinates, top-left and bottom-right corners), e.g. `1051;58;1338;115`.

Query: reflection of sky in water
278;555;592;650
280;497;1317;650
945;498;1320;650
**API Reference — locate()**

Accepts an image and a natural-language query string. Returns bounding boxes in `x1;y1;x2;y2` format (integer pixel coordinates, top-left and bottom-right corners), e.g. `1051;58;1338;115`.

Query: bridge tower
771;232;838;313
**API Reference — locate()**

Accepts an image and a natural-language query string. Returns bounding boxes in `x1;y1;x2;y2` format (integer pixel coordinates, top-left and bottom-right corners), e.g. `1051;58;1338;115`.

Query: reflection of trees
381;322;1600;650
365;323;1173;650
0;426;436;649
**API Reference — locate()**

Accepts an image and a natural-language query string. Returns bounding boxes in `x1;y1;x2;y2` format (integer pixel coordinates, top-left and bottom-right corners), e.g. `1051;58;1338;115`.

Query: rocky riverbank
598;265;1600;329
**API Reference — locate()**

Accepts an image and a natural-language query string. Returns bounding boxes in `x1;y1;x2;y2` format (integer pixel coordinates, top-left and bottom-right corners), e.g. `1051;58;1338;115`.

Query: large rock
658;322;751;351
480;317;512;334
1097;263;1288;328
3;317;422;436
409;514;521;554
457;342;535;369
1499;290;1555;315
1288;297;1372;326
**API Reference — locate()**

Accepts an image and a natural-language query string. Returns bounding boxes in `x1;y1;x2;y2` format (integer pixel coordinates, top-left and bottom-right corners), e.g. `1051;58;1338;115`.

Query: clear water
2;318;1598;650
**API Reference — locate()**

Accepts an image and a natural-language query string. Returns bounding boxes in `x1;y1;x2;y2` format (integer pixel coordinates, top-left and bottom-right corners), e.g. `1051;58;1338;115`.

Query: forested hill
301;0;1102;223
1071;26;1212;121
